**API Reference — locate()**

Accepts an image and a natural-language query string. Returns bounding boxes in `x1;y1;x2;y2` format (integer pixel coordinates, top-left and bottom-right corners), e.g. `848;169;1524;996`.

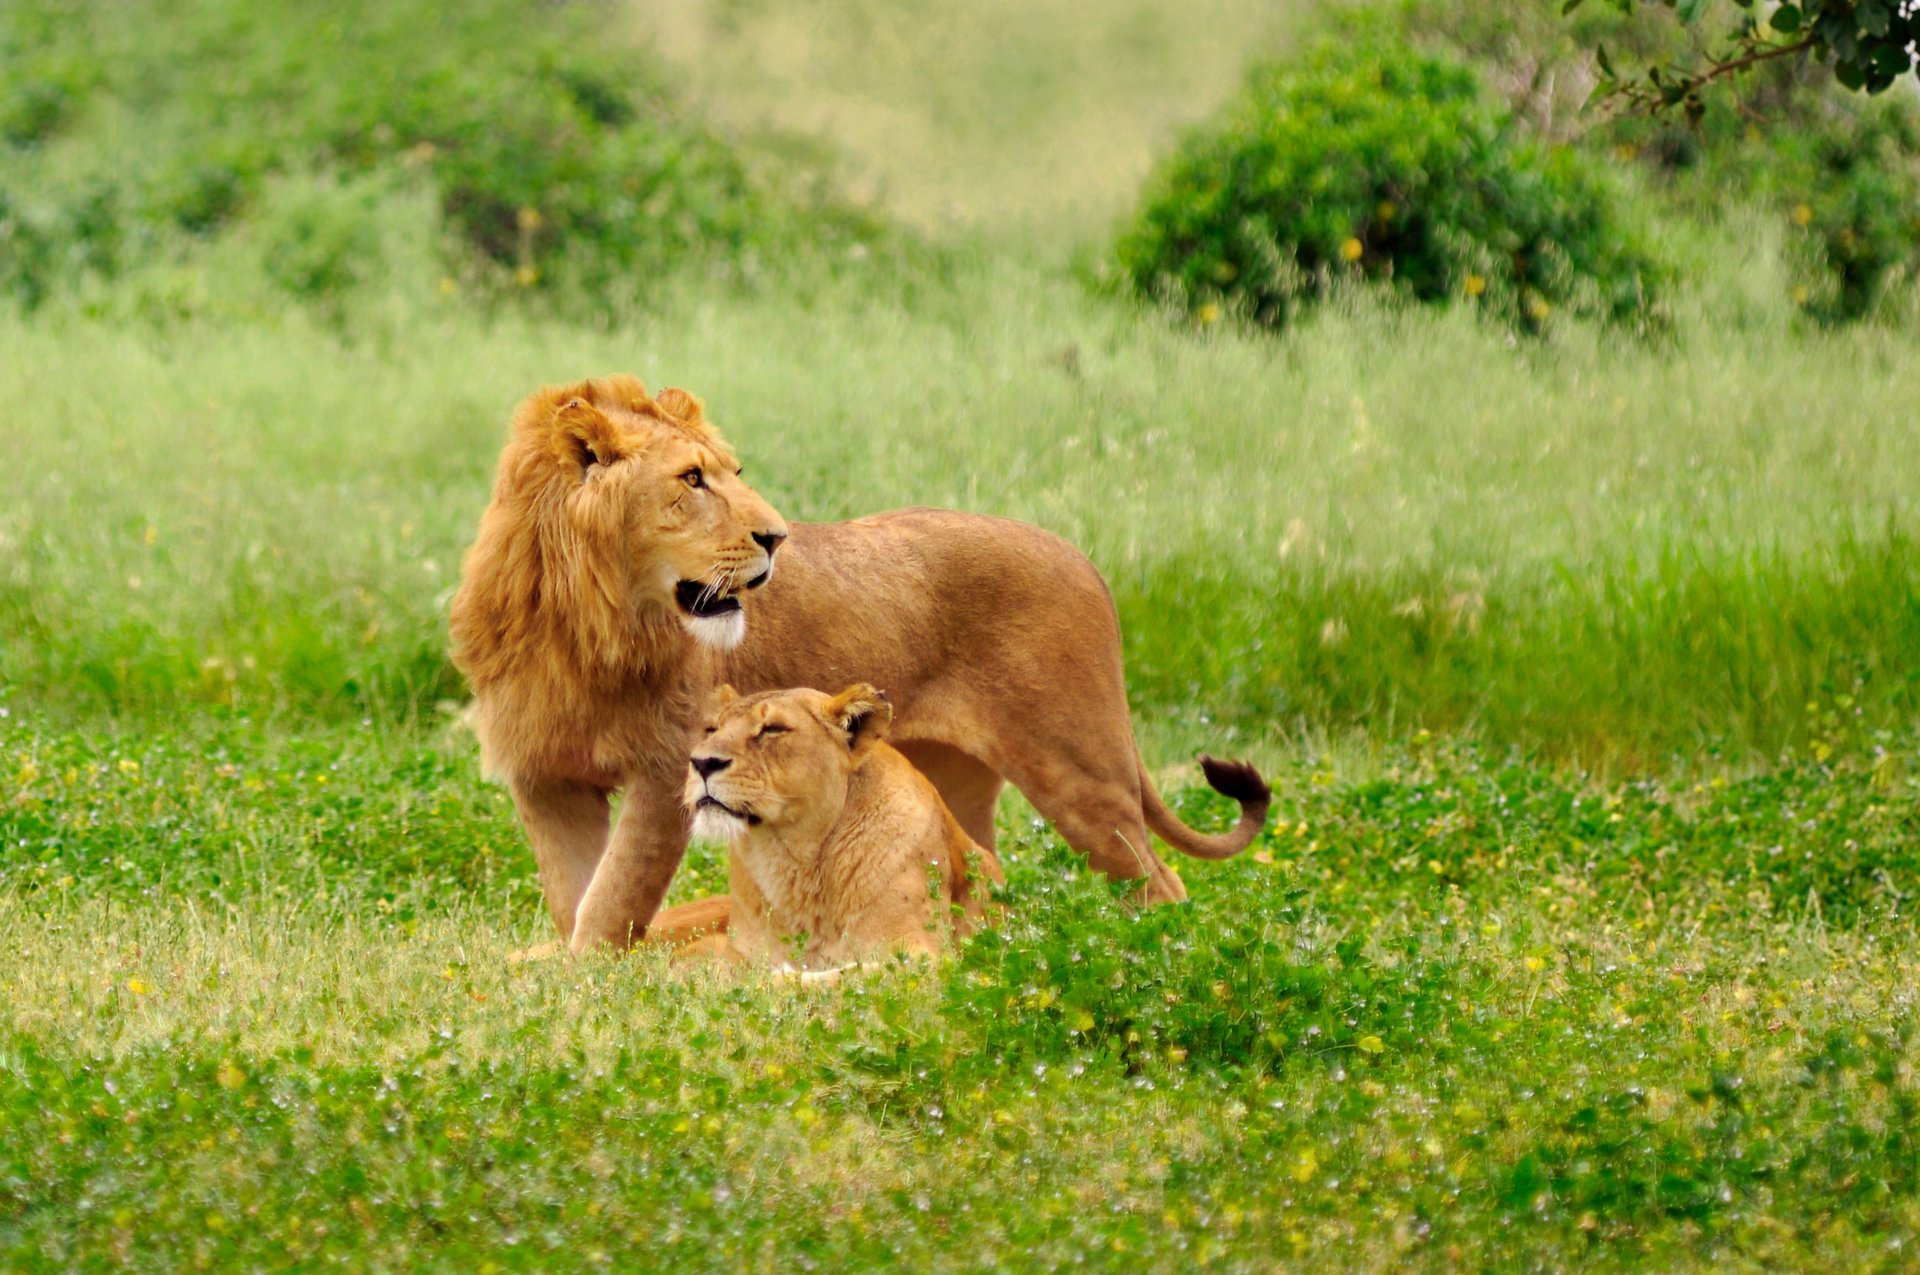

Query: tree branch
1691;34;1820;89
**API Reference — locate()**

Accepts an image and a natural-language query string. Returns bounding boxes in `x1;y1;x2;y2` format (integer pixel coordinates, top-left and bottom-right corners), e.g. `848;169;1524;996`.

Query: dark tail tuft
1200;755;1271;808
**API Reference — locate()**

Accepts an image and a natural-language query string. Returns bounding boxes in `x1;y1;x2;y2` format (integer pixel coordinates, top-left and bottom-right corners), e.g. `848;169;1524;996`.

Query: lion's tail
1137;753;1271;861
642;894;730;946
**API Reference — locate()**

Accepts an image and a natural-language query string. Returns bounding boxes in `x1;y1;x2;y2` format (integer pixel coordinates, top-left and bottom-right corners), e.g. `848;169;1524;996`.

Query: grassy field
5;0;1920;1268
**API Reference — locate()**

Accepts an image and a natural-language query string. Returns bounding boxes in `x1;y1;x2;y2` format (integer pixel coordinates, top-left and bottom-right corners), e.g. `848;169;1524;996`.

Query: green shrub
0;78;75;147
1118;36;1661;332
1769;105;1920;323
0;192;56;308
257;175;391;302
1600;78;1920;323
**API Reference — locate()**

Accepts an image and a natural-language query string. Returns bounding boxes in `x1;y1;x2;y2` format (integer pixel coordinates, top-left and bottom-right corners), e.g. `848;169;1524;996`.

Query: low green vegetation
5;723;1920;1268
4;0;1919;1268
0;0;876;316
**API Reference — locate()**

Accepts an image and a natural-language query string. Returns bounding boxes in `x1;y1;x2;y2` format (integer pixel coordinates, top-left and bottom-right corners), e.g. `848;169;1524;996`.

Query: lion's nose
752;529;787;555
691;755;731;779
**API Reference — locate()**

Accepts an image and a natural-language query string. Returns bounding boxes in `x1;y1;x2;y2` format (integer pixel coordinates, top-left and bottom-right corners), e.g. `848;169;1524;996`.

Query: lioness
450;375;1269;953
674;683;1000;971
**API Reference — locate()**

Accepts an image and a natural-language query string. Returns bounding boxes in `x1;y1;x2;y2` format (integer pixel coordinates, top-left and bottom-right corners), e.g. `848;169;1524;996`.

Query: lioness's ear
554;396;622;474
705;683;741;716
826;684;891;752
655;387;705;426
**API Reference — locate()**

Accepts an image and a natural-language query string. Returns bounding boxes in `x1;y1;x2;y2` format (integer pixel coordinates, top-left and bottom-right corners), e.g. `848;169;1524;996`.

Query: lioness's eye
682;467;705;489
701;724;716;736
756;723;789;739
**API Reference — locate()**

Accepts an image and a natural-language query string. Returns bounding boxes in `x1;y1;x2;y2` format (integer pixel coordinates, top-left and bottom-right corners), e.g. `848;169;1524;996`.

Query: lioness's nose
691;755;731;779
752;529;787;555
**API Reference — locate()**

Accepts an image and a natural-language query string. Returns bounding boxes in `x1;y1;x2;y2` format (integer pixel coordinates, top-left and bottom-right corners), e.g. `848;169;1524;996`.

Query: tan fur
451;377;1270;953
675;684;1001;971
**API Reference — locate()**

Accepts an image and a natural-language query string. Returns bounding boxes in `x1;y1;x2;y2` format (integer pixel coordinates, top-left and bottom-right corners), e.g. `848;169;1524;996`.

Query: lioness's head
456;375;787;660
683;683;892;843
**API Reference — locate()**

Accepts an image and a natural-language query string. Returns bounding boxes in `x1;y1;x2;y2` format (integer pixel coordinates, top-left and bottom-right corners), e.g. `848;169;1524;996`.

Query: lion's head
682;683;892;843
451;376;788;702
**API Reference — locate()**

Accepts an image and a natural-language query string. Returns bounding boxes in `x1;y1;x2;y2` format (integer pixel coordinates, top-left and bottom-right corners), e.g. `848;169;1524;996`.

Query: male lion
674;683;1000;971
450;375;1269;953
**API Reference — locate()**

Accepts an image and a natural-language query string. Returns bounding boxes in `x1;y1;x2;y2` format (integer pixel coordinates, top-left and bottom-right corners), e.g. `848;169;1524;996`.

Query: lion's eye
756;723;789;739
681;467;705;489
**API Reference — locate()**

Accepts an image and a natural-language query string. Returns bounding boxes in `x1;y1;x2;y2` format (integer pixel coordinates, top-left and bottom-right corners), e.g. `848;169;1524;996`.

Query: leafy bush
257;175;393;303
1757;103;1920;322
1118;36;1661;332
0;192;52;307
0;78;76;147
1598;70;1920;322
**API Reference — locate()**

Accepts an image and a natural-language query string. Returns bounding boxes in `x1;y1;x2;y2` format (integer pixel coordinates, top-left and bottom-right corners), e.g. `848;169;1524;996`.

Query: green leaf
1562;0;1587;13
1595;43;1616;79
1770;5;1802;34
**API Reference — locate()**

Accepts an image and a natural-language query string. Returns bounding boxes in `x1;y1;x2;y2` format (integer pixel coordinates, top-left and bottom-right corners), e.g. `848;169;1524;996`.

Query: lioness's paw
507;940;564;964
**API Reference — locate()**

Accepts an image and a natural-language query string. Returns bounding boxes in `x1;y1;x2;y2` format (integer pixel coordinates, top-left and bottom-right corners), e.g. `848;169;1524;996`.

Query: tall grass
3;240;1915;762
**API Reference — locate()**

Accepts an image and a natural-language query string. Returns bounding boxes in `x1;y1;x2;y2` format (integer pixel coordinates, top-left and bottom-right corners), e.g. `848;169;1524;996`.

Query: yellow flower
1292;1148;1318;1183
1463;274;1487;298
1526;295;1551;322
1339;237;1364;263
515;207;544;233
1790;203;1814;228
513;265;540;288
126;977;153;995
1196;301;1221;326
1375;199;1396;222
438;276;457;296
216;1060;247;1090
1358;1034;1385;1055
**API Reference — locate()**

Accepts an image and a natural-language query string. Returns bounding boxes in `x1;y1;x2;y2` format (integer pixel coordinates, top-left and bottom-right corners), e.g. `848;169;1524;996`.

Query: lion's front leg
569;768;693;953
509;776;613;942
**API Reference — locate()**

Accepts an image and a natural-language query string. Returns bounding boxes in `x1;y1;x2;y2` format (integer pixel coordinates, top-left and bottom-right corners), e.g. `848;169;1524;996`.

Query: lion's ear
655;388;705;426
554;396;622;474
826;684;891;752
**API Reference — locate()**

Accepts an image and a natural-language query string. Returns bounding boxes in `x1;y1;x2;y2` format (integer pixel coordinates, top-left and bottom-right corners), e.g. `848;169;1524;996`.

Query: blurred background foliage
3;0;1914;329
0;0;883;318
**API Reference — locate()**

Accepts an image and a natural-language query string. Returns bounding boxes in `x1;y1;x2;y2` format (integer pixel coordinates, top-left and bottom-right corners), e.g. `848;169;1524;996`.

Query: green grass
6;723;1920;1268
5;0;1920;1268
